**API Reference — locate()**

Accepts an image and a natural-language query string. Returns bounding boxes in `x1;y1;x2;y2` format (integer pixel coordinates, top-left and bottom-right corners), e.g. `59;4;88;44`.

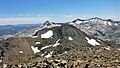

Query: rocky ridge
68;17;120;45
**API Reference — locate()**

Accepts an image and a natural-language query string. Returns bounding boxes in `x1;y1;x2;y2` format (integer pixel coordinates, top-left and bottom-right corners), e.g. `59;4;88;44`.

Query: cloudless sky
0;0;119;24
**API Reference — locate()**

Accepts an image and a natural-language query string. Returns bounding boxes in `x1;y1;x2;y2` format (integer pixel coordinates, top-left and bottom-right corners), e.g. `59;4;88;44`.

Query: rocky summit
0;19;120;68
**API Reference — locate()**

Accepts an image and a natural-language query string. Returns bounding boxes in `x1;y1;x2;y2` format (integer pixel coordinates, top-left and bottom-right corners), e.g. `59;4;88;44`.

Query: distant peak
73;17;117;22
69;17;119;25
43;21;53;26
89;17;102;20
72;19;84;23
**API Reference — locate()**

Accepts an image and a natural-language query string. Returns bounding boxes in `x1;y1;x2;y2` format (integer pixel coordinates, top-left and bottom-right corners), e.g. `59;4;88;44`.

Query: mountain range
68;17;120;45
0;17;120;68
7;17;119;45
0;24;41;39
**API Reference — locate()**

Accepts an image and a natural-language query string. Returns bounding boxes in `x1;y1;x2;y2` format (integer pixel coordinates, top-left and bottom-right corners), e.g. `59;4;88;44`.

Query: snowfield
35;42;41;45
45;51;54;58
41;45;52;50
41;30;53;38
75;20;83;24
0;59;2;63
20;51;24;53
68;37;73;40
85;37;100;46
47;24;61;28
53;39;60;47
32;36;38;38
104;46;110;50
31;46;40;54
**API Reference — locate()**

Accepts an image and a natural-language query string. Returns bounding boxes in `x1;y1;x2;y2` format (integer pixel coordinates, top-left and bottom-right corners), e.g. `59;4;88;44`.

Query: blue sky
0;0;119;25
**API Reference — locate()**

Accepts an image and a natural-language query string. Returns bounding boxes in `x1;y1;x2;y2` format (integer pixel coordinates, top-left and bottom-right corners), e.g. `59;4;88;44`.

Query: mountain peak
91;17;102;20
43;20;53;26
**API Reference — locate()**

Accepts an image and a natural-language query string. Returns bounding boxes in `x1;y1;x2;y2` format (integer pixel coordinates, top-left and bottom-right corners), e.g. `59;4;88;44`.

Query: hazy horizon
0;0;119;25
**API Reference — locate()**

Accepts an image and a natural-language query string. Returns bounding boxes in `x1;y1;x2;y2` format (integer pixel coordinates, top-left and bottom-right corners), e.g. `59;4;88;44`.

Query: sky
0;0;119;25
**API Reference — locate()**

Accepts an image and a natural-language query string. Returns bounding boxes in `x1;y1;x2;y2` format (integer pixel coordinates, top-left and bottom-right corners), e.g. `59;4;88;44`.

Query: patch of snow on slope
87;26;91;29
75;20;83;24
118;49;120;51
20;51;24;53
3;64;7;68
104;46;110;50
35;29;39;32
103;21;107;25
64;51;67;54
108;22;112;25
41;30;53;38
84;20;89;23
41;54;44;56
35;42;41;45
115;23;118;26
53;39;60;47
47;24;61;28
85;37;100;46
41;39;60;50
90;19;94;22
69;22;75;25
32;36;38;38
45;51;54;58
68;37;73;40
0;59;2;63
31;46;40;54
41;52;46;56
41;45;52;50
97;39;101;42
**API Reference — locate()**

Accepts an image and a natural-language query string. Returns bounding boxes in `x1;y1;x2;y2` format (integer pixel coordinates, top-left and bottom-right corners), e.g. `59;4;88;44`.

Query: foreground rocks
1;46;120;68
1;58;120;68
0;59;103;68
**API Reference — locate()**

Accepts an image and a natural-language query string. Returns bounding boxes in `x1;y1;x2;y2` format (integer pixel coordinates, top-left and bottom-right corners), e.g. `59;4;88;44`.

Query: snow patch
41;39;61;50
85;37;100;46
45;51;54;58
103;21;107;25
104;46;110;50
20;51;24;53
35;42;41;45
3;64;7;68
97;39;101;42
75;20;83;24
35;30;39;32
53;39;60;47
41;54;44;56
108;22;112;25
69;22;75;25
0;59;2;63
64;51;67;54
41;30;53;38
68;37;73;40
118;48;120;51
41;52;46;56
31;46;40;54
115;23;118;26
41;45;52;50
47;24;61;28
88;26;91;29
32;36;38;38
84;20;89;23
90;19;94;22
